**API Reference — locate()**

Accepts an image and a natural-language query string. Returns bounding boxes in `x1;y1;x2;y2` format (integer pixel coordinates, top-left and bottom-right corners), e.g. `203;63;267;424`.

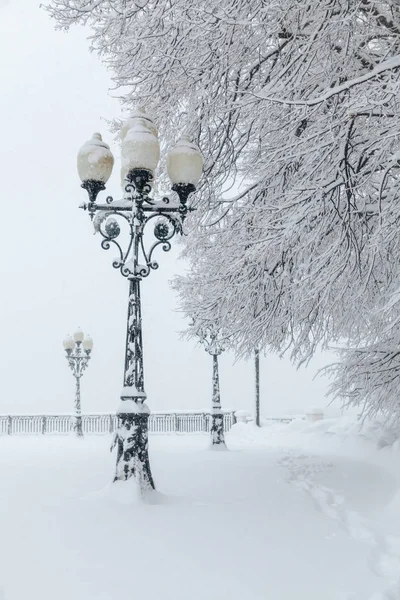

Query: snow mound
227;415;400;453
90;478;142;505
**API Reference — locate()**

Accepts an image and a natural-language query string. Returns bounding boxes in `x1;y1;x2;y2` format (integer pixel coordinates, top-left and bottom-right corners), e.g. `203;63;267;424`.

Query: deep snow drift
0;419;399;599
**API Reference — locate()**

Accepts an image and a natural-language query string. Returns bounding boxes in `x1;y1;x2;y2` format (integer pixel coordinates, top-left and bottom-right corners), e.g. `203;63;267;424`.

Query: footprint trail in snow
279;452;400;599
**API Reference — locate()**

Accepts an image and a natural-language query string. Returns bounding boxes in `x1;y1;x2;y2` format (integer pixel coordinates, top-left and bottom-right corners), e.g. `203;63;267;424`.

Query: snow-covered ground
0;419;399;599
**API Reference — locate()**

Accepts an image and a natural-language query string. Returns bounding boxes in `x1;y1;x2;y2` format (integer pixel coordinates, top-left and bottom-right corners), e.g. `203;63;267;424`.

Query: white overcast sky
0;1;341;417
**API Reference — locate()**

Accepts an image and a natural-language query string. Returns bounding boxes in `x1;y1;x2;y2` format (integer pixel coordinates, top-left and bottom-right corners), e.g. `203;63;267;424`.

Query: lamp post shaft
74;375;83;437
210;353;226;448
114;274;154;489
255;349;260;427
124;277;144;390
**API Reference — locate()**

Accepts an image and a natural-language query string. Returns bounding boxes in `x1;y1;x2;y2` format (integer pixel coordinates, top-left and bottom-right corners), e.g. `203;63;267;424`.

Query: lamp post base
73;415;84;438
210;412;227;449
113;409;155;492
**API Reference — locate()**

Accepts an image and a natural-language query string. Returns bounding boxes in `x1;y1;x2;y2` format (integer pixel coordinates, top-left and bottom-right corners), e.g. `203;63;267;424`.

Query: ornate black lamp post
63;329;93;437
197;324;227;449
77;109;203;492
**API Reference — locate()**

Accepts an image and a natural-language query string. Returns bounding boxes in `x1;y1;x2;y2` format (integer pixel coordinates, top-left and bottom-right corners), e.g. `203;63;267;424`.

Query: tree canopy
46;0;400;421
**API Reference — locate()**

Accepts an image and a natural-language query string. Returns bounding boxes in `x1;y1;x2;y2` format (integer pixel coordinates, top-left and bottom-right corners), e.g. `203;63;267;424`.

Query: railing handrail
0;409;235;417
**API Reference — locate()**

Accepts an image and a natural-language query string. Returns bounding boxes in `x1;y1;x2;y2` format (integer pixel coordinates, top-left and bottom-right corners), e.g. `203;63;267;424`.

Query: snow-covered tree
327;342;400;422
45;0;400;418
325;283;400;424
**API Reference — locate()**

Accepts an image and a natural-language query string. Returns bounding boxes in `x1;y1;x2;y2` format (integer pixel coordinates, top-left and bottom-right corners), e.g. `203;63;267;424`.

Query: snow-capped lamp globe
121;108;160;193
121;106;159;142
63;335;75;354
83;335;94;353
77;132;114;203
73;328;84;344
167;135;203;210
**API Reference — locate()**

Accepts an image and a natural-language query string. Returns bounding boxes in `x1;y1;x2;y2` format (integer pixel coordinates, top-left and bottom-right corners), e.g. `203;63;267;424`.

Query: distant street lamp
196;324;227;449
77;108;203;492
63;329;93;437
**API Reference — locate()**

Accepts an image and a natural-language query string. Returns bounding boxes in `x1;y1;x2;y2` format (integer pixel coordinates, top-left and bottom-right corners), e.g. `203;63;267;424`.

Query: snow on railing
0;412;236;435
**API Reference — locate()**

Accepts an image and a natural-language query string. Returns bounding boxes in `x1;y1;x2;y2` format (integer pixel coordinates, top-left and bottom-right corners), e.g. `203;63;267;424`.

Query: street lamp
77;108;203;492
63;329;93;437
196;324;227;449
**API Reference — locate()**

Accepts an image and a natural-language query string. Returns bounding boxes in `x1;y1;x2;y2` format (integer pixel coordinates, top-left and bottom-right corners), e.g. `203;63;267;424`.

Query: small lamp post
196;324;227;449
63;329;93;437
77;108;203;492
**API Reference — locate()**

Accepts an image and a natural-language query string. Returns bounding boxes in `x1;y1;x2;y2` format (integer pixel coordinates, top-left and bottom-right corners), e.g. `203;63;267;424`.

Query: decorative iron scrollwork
81;168;195;280
105;218;121;239
154;219;170;240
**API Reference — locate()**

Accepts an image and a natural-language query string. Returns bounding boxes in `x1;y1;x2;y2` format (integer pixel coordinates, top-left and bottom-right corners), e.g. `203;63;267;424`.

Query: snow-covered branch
256;54;400;107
